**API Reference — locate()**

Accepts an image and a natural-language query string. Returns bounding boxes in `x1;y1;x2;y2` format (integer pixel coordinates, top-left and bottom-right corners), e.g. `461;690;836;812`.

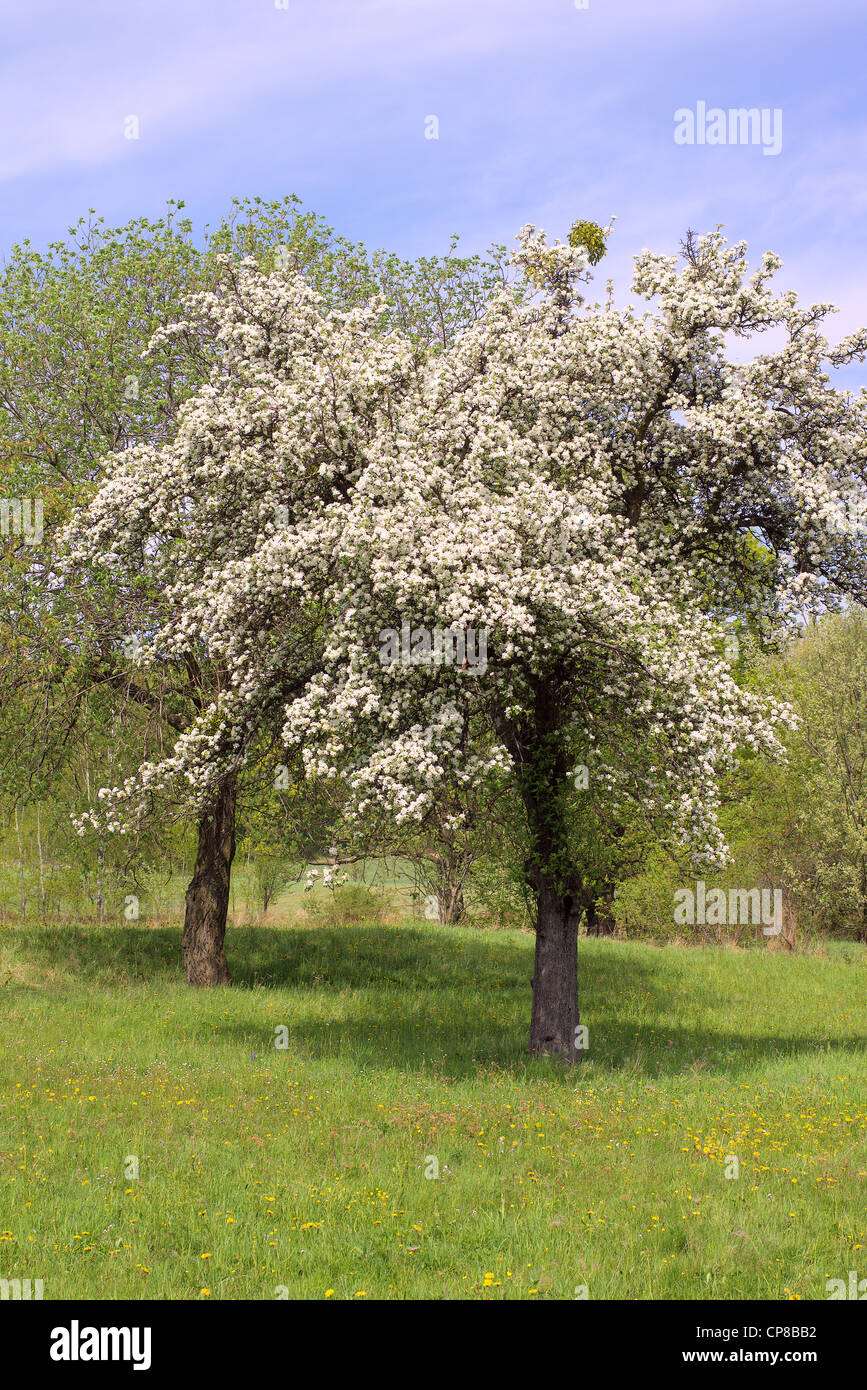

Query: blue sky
3;0;866;379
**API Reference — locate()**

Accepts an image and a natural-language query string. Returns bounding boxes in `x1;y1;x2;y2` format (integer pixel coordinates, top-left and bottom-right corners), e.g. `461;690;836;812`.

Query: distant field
1;920;865;1300
0;851;422;929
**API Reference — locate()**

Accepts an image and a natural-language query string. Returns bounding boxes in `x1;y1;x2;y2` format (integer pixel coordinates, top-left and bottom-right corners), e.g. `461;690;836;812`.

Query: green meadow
1;919;865;1300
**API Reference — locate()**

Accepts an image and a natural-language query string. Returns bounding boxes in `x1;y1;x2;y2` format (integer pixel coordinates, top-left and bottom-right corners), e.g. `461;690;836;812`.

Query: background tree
2;197;514;978
749;611;867;941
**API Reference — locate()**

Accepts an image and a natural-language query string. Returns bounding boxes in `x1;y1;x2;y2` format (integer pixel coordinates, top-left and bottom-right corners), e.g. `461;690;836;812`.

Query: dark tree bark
182;774;237;986
597;895;617;937
529;871;582;1060
586;883;617;937
440;883;466;926
503;676;583;1063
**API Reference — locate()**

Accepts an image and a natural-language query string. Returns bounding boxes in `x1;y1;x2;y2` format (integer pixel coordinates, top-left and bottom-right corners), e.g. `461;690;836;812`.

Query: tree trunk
529;873;582;1061
14;805;26;922
36;804;46;921
96;845;104;926
587;882;617;936
439;880;465;926
501;677;585;1063
597;901;617;937
182;775;237;986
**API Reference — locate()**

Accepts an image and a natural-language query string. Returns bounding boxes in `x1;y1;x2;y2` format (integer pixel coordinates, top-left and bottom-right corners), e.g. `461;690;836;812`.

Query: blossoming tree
66;224;867;1056
39;205;509;982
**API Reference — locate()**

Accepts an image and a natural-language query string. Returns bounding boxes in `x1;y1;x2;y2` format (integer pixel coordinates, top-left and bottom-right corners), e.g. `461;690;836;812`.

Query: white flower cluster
304;864;348;892
63;230;867;865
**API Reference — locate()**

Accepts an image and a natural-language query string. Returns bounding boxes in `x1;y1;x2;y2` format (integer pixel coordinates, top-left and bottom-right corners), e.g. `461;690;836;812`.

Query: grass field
1;919;865;1300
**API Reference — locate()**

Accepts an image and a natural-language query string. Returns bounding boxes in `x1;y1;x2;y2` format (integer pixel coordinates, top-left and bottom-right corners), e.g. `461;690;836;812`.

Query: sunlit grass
1;921;865;1299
